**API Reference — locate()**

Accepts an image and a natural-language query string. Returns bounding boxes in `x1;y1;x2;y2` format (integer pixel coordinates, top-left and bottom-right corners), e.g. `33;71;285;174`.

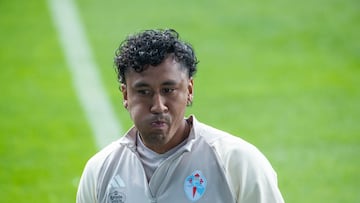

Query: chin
139;130;166;144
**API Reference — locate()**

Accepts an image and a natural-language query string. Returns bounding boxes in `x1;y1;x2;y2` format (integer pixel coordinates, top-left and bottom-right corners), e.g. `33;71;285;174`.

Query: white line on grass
48;0;122;149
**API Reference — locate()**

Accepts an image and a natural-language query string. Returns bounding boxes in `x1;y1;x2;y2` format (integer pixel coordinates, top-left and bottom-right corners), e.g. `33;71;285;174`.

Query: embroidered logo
184;170;207;202
109;190;126;203
108;175;126;203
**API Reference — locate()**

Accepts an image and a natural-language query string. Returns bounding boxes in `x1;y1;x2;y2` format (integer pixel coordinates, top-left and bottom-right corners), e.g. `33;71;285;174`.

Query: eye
137;89;151;95
162;88;175;94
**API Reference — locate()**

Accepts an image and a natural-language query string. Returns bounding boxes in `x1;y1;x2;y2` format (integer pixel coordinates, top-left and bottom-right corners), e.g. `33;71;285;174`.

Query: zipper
149;150;187;198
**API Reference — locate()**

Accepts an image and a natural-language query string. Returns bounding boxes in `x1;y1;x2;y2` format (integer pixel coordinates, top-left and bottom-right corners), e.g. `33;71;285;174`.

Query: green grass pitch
1;0;359;202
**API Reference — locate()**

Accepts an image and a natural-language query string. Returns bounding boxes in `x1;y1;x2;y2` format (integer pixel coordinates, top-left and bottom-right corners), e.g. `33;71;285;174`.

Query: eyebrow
162;80;178;86
133;82;149;89
133;80;178;88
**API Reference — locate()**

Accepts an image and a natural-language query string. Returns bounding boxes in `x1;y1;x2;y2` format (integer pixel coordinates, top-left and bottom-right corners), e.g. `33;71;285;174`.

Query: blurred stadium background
0;0;359;202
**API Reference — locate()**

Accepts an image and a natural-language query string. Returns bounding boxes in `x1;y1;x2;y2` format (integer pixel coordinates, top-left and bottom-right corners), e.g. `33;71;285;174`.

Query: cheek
127;94;149;110
178;91;189;104
169;95;188;111
127;102;148;119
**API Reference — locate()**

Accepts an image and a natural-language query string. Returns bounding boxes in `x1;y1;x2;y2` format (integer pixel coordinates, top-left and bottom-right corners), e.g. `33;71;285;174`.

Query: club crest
184;170;207;202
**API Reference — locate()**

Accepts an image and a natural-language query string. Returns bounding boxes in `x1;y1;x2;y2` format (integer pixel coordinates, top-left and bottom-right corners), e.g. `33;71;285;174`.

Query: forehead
126;57;188;87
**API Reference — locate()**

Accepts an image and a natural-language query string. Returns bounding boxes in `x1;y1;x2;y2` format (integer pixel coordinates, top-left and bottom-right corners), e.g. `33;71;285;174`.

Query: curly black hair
114;29;199;84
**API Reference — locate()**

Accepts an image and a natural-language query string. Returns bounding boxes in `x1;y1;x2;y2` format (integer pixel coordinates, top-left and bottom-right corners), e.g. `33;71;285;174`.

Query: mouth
151;120;167;128
149;117;169;129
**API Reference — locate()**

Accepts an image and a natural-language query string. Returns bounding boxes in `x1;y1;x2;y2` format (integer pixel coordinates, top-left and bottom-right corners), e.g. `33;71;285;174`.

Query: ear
187;78;194;105
121;84;128;109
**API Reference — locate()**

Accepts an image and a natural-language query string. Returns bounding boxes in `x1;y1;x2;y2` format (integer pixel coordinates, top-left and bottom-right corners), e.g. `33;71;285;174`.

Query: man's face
121;56;193;153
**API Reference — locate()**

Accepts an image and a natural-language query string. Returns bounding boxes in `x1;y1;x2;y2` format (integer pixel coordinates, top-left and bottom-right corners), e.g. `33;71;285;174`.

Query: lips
151;120;167;128
149;117;169;129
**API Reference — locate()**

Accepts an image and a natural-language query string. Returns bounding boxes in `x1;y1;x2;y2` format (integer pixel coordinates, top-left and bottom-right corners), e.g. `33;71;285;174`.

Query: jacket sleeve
76;157;99;203
214;136;285;203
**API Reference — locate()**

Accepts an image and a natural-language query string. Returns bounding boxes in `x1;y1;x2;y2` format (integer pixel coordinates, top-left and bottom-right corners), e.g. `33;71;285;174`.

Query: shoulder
85;140;122;172
193;117;284;202
193;118;262;162
77;128;139;203
200;124;267;167
83;127;137;175
79;139;125;188
196;119;275;177
76;139;124;202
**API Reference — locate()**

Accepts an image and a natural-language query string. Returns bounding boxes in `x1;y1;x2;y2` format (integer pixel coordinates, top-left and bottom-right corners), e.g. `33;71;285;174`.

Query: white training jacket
77;116;284;203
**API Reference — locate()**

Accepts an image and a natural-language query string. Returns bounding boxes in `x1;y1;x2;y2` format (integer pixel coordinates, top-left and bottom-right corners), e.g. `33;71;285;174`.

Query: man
76;29;284;203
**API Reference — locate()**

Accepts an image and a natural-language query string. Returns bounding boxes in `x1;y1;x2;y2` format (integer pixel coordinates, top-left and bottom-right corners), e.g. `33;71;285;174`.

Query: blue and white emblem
184;170;207;202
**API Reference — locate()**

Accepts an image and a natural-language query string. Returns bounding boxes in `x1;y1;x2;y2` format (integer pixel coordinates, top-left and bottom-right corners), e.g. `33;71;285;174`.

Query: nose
150;93;168;114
